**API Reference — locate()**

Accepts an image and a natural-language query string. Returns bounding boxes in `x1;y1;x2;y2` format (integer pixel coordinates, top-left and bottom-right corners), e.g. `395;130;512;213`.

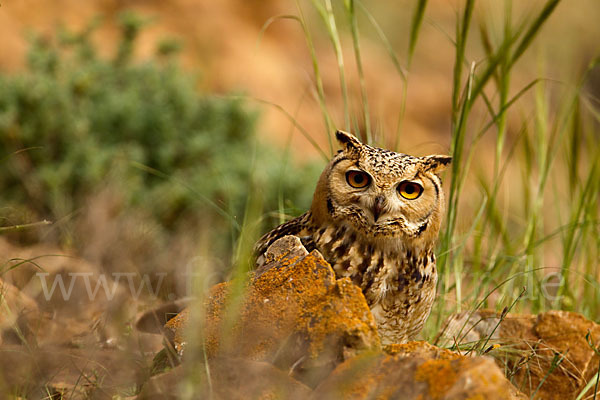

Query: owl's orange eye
346;170;371;189
398;181;423;200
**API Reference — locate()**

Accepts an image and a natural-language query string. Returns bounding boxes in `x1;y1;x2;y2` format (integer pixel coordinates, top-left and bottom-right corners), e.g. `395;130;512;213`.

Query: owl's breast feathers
254;213;437;343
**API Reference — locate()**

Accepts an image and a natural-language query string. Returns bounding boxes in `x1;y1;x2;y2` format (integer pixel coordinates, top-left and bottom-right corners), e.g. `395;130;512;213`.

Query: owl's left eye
398;181;423;200
346;170;371;189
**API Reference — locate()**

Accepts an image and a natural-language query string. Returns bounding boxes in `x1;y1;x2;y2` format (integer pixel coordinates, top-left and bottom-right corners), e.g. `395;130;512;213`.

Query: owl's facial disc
364;175;435;237
325;149;444;239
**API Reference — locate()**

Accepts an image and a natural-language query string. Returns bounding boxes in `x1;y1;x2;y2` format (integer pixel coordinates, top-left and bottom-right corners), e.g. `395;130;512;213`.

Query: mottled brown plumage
254;131;451;344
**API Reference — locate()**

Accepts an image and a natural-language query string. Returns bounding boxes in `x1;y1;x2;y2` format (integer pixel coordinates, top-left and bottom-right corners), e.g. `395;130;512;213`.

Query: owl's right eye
346;170;371;189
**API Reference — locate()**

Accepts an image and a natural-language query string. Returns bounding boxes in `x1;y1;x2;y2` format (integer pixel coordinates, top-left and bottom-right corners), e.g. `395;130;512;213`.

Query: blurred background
0;0;599;349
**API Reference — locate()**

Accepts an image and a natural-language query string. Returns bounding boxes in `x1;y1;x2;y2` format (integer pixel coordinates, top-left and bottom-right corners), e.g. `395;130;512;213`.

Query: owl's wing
253;212;312;266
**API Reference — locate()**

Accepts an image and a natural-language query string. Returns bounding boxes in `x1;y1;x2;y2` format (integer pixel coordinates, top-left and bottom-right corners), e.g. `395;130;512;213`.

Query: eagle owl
254;130;451;344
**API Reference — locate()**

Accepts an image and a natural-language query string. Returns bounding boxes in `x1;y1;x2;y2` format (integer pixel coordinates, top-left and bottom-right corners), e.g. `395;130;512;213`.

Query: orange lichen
384;341;462;360
299;277;379;357
466;395;485;400
331;354;384;399
414;358;459;400
165;242;379;368
313;345;524;399
164;307;190;353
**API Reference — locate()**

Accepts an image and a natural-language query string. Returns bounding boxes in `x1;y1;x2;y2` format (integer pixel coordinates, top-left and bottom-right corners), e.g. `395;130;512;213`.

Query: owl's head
312;130;451;246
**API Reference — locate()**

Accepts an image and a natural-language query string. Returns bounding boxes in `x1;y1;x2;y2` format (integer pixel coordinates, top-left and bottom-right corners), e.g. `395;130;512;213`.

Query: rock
0;278;38;316
0;278;40;344
383;341;463;360
0;279;102;348
0;238;153;349
438;310;600;400
149;346;181;377
138;358;312;400
0;275;134;348
164;235;380;385
163;307;190;356
135;298;191;334
0;237;130;317
313;341;526;400
0;344;140;398
137;365;183;400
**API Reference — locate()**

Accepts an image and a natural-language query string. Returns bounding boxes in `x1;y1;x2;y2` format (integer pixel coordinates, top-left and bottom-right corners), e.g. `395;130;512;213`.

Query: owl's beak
373;195;386;222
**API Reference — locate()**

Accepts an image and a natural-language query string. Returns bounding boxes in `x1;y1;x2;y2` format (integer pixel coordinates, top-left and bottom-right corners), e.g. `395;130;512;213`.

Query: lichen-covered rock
313;341;525;400
384;341;462;360
438;310;600;400
164;236;380;384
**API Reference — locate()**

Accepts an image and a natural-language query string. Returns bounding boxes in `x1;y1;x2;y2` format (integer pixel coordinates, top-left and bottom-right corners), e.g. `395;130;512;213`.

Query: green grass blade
355;0;406;81
451;0;475;118
345;0;372;143
313;0;351;131
407;0;428;67
508;0;562;69
237;95;329;161
295;0;335;154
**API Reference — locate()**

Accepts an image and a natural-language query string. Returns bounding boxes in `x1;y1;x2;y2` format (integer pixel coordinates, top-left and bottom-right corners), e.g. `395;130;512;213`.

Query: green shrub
0;14;320;259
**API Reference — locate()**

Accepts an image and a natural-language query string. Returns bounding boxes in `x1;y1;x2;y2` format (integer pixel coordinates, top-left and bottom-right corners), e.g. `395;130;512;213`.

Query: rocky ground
141;236;600;400
1;235;599;398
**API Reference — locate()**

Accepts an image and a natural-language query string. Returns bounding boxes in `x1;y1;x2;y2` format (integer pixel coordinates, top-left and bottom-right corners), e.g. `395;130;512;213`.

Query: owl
254;130;451;344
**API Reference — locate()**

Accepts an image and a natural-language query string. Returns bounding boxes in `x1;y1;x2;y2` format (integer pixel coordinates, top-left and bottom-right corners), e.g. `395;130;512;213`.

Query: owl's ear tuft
421;155;452;173
335;130;363;156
